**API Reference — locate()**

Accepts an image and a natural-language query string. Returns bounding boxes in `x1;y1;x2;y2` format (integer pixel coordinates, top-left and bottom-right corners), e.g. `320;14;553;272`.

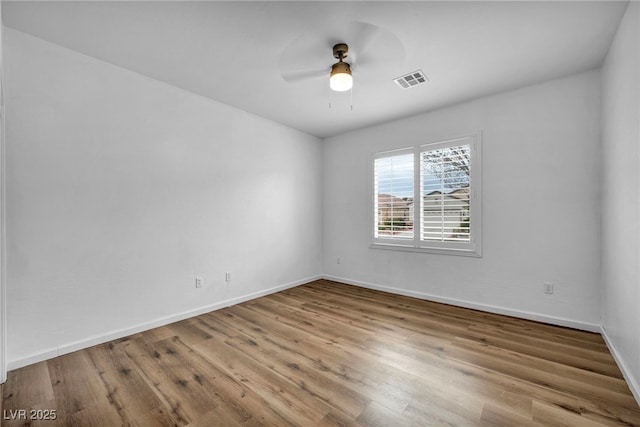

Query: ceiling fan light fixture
329;43;353;92
330;61;353;92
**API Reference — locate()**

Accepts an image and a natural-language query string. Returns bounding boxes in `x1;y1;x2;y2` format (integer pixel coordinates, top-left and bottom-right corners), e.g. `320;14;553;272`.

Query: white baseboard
322;275;601;333
7;275;321;371
600;326;640;406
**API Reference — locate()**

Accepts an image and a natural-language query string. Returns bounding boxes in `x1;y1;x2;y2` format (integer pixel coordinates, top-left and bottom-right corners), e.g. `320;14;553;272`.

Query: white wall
601;1;640;401
323;70;602;329
4;28;322;367
0;1;7;383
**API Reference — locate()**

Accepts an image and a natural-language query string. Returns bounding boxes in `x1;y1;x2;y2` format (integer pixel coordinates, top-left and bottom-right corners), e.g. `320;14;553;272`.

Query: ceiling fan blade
281;67;328;83
347;21;407;80
346;21;384;63
278;31;333;84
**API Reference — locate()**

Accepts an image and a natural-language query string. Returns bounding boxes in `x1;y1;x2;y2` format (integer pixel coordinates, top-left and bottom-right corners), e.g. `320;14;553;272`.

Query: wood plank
480;403;541;426
194;333;332;425
47;351;109;419
355;401;411;427
314;409;362;427
531;400;616;427
85;342;165;424
2;361;54;411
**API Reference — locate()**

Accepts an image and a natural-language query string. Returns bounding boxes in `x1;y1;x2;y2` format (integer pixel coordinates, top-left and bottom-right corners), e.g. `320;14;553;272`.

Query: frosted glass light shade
330;61;353;92
330;73;353;91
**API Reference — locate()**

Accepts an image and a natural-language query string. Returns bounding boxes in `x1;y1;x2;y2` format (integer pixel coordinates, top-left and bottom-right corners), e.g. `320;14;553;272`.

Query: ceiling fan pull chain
350;85;354;111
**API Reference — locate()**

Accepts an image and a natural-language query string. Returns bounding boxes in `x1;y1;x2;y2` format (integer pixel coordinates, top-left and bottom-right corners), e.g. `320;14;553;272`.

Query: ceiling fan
329;43;352;92
278;21;406;92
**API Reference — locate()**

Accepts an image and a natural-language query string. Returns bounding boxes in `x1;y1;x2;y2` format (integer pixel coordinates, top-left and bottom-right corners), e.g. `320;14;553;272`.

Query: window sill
370;242;482;258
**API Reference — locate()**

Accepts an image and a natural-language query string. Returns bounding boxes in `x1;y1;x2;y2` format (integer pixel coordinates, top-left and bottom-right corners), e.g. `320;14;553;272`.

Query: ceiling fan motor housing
331;61;351;75
333;43;349;60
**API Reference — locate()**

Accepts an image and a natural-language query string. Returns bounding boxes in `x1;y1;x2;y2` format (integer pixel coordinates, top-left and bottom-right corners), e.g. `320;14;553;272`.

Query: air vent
393;70;428;89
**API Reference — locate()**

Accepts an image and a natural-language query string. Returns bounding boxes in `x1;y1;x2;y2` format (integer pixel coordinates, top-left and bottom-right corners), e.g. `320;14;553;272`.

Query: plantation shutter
373;151;415;241
420;143;471;243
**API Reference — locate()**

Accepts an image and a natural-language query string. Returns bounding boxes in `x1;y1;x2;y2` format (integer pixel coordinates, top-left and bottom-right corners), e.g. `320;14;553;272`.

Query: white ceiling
2;1;628;138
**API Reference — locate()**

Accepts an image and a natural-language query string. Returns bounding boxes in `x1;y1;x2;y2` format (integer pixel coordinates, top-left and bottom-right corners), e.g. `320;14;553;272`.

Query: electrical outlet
337;257;341;264
544;282;554;294
195;277;204;288
225;272;231;282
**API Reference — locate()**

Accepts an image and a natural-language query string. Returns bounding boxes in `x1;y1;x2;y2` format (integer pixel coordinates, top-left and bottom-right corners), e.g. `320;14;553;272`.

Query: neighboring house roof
448;188;470;200
424;188;469;199
377;194;413;207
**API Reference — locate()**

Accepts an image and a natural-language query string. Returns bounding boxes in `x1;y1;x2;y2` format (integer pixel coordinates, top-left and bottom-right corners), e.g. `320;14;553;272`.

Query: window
372;134;481;256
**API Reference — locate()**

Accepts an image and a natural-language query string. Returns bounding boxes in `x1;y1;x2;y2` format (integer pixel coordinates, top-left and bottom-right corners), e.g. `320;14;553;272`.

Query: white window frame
371;133;482;257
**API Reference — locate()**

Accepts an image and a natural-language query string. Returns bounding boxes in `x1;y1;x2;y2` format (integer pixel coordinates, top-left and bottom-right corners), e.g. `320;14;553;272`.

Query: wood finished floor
2;279;640;426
